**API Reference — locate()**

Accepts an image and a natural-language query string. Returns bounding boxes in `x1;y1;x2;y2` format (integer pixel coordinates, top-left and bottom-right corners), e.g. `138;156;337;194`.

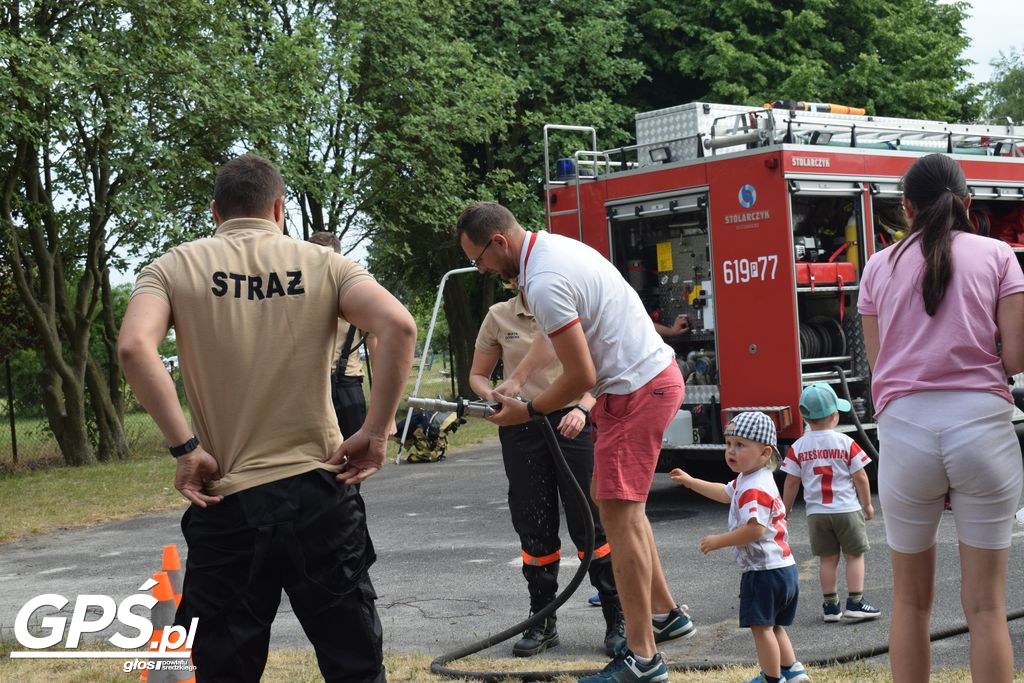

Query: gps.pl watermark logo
8;577;197;669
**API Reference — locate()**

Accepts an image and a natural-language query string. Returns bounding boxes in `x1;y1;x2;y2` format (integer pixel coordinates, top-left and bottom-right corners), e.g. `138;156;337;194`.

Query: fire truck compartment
544;101;1024;472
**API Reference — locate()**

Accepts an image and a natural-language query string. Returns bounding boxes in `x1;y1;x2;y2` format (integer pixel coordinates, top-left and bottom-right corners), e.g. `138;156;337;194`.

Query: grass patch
0;408;192;543
0;454;184;544
0;645;1008;682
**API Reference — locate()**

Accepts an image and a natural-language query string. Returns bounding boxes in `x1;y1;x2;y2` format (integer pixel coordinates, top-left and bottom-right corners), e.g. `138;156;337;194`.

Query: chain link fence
0;358;183;471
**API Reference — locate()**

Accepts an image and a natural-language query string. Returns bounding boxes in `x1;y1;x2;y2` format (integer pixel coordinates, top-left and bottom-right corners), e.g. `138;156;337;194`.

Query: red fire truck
542;101;1024;468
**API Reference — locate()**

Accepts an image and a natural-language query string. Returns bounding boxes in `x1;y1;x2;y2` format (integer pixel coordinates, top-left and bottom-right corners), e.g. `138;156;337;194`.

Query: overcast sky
954;0;1024;82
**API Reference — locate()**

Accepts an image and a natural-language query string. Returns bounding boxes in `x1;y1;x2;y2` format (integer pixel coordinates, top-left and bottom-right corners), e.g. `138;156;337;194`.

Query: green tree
1;1;254;465
3;350;44;419
355;0;511;398
363;0;980;397
626;0;980;121
363;0;642;397
986;48;1024;123
88;283;133;417
241;1;376;252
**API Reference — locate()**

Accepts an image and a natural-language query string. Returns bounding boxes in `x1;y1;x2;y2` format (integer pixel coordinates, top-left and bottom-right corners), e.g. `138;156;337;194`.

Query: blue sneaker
822;601;843;622
588;593;602;607
740;674;767;683
578;649;668;682
782;660;812;682
844;598;881;620
652;606;695;643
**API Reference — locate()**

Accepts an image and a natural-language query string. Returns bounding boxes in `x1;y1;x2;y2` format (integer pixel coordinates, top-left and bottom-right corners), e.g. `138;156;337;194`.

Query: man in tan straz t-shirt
118;154;415;682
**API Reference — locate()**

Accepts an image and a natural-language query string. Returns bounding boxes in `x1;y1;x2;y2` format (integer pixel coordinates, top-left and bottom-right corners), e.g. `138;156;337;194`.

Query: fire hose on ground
405;378;1024;681
408;396;599;681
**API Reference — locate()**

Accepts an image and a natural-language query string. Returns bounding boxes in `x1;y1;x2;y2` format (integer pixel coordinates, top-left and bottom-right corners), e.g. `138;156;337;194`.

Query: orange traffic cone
142;571;195;683
162;545;184;607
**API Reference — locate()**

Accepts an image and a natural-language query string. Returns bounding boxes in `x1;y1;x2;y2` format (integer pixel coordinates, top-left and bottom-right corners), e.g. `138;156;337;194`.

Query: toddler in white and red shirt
782;383;881;624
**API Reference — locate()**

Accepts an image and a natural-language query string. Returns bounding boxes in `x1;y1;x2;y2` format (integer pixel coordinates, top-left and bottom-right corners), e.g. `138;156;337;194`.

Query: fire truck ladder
781;117;1024;156
544;124;710;238
705;108;1024;157
543;124;597;240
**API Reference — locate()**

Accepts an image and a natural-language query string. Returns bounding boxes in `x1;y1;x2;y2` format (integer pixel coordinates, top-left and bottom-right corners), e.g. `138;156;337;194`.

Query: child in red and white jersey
781;383;881;623
671;412;809;683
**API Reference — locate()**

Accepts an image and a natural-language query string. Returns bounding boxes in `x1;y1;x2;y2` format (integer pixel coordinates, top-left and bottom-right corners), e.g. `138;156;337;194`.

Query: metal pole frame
5;357;16;465
396;266;479;464
542;124;597;234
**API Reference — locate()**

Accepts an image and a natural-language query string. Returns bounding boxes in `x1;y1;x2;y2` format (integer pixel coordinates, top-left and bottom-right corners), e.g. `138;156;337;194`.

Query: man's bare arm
531;323;596;414
363;334;396;436
119;295;190;443
364;333;379;376
118;293;222;507
653;314;690;338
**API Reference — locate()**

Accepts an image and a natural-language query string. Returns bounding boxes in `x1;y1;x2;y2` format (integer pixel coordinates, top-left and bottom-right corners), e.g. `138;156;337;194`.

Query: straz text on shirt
211;270;305;300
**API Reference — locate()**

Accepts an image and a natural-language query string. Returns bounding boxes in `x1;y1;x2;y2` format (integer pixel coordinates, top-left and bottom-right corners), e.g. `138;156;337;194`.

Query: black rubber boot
512;614;559;657
601;595;626;657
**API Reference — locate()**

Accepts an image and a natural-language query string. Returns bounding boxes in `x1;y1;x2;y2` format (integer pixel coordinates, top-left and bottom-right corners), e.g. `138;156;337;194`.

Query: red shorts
592;362;684;502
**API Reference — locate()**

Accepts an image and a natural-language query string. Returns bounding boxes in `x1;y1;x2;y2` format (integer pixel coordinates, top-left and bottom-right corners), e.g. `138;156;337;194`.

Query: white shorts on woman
878;390;1023;554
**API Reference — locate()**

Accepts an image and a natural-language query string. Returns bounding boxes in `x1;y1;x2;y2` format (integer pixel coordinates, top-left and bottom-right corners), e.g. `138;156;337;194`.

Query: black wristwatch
526;400;544;418
169;435;200;458
574;403;590;418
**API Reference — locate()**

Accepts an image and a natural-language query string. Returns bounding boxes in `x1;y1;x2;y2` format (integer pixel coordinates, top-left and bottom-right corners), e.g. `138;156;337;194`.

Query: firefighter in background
470;287;624;659
308;232;380;439
332;321;373;438
653;314;690;338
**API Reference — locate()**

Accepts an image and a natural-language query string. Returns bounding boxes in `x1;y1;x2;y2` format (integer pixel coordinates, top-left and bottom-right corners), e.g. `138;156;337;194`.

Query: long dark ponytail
890;154;975;316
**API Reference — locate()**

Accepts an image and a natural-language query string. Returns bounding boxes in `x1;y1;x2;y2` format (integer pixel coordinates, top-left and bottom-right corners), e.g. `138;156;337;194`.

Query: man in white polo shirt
119;154;416;682
456;202;693;683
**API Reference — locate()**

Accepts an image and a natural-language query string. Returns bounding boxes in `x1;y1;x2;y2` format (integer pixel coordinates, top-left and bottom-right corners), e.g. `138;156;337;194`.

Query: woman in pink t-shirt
859;153;1024;682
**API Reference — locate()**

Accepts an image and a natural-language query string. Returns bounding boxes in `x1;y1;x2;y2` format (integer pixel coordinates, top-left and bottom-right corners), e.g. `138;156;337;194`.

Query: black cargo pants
498;408;617;614
175;469;384;682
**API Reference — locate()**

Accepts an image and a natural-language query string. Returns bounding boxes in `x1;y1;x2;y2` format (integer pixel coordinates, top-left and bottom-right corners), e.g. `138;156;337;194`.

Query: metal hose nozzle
407;396;497;418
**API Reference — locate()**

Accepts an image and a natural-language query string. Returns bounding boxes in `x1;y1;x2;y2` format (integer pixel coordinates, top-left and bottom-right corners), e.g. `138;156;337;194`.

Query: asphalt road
3;439;1024;677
